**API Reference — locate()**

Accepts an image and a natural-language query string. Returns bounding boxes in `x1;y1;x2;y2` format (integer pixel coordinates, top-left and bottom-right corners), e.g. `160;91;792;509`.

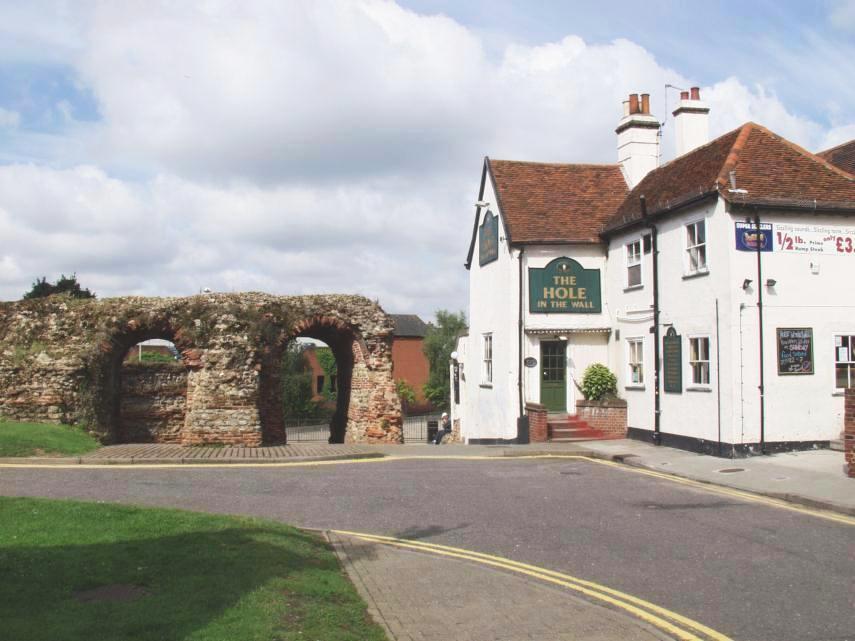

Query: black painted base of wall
468;438;520;445
626;427;830;458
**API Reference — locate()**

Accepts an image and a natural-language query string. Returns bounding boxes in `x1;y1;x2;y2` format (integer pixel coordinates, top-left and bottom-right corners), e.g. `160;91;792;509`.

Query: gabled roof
817;140;855;176
389;314;429;338
488;159;628;244
604;123;855;233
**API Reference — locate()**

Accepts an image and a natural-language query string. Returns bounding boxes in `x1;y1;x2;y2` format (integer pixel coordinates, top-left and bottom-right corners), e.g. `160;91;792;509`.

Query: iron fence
402;412;441;443
283;417;332;442
283;413;441;443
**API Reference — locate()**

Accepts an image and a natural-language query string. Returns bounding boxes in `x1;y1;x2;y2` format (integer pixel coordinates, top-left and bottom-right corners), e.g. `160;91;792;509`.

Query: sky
0;1;853;321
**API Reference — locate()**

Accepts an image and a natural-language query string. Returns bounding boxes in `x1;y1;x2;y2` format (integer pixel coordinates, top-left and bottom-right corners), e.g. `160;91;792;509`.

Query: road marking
333;529;732;641
1;453;852;526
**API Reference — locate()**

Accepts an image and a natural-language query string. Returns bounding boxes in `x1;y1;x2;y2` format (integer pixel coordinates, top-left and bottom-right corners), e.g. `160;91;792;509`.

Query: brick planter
525;402;549;443
845;388;855;478
575;398;627;437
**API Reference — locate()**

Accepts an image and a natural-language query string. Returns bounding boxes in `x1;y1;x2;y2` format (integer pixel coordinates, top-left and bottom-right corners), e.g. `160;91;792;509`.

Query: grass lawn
0;421;100;457
0;497;387;641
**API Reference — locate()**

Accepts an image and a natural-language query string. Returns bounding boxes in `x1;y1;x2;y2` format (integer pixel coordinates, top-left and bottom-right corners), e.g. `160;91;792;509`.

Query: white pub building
452;89;855;456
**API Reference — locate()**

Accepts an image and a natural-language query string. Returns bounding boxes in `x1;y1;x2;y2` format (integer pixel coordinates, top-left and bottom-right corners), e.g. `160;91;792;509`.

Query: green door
540;341;567;412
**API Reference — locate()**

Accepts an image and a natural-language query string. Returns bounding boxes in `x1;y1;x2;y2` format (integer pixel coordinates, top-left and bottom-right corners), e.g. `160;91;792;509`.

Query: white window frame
482;333;493;385
626;239;642;288
688;335;711;387
834;334;855;391
626;337;644;387
685;220;708;275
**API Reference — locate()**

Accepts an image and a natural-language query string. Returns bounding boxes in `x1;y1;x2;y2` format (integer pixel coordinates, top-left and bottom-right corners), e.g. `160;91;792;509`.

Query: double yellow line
334;528;733;641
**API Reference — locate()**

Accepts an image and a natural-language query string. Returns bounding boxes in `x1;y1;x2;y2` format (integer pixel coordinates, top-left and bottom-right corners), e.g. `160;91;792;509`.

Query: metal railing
282;413;442;443
402;412;441;443
283;417;332;442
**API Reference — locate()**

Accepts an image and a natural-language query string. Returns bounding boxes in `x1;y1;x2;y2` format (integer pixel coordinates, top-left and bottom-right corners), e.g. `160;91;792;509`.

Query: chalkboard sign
777;328;813;375
662;327;682;393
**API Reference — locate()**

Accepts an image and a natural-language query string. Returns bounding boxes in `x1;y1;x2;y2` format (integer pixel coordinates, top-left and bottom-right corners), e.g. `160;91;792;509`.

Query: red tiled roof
488;159;628;244
817;140;855;176
605;123;855;232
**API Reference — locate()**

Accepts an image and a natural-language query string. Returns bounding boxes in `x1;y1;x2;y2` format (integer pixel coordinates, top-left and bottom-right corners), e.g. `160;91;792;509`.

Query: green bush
580;363;618;401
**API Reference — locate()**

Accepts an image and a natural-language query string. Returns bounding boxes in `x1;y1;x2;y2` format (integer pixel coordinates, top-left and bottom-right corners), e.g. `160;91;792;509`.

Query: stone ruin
0;293;403;445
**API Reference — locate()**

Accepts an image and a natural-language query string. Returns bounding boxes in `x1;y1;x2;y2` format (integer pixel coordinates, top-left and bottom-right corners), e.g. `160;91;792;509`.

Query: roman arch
0;293;403;445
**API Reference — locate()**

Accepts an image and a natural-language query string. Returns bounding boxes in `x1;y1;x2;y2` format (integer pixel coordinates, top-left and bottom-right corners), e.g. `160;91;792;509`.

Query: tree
315;346;338;402
23;274;95;300
280;344;320;418
422;309;467;410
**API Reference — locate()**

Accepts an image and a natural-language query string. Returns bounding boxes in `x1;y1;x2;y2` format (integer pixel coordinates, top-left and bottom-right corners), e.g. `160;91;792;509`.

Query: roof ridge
715;122;755;188
817;138;855;156
746;123;855;181
489;158;621;169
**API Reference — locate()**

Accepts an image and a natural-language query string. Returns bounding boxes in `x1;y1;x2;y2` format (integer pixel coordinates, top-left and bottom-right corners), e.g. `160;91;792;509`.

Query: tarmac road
1;457;852;641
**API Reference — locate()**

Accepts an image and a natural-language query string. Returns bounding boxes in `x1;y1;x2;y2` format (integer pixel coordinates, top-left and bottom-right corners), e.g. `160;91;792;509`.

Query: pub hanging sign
479;210;499;266
529;257;601;313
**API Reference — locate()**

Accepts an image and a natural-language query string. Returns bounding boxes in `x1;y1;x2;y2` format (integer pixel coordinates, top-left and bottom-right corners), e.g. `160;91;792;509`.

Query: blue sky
0;1;852;318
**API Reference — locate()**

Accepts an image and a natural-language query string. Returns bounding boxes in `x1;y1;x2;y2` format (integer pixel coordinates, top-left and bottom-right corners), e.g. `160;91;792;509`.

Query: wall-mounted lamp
765;278;777;288
450;351;459;362
475;200;490;208
742;278;752;290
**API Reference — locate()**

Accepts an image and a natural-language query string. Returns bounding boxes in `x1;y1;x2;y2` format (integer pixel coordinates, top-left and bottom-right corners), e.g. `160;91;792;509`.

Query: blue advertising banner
735;221;773;252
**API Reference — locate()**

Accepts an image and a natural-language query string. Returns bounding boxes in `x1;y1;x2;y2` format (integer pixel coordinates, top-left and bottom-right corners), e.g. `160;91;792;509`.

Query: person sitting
434;412;451;444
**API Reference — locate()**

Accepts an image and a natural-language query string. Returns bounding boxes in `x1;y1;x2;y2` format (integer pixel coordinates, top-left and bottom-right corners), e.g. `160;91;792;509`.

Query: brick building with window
452;89;855;455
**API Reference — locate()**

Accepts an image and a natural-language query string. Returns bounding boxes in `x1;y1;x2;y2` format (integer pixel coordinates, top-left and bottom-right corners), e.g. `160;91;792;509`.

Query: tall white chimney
672;86;709;157
616;92;660;188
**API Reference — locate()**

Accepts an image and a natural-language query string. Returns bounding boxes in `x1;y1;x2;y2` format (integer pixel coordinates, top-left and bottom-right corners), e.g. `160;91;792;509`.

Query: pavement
327;531;675;641
2;439;853;641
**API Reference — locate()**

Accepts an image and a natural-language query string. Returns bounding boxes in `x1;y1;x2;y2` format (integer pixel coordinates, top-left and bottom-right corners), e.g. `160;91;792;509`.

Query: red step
546;414;620;442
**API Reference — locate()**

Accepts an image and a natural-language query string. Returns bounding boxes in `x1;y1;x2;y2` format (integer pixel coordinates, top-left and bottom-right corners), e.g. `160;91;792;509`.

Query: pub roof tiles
817;140;855;176
488;159;628;244
605;123;855;233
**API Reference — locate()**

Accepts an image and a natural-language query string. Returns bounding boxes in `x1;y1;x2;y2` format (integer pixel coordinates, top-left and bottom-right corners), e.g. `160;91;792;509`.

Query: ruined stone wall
119;363;188;443
0;292;403;445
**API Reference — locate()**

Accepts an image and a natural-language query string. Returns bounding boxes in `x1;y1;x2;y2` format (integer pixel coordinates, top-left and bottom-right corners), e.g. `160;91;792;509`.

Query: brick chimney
616;92;660;188
672;86;710;157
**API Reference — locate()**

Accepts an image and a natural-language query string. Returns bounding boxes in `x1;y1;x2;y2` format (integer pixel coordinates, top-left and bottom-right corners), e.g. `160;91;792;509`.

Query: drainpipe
753;211;767;455
641;196;662;445
518;246;526;420
715;298;722;457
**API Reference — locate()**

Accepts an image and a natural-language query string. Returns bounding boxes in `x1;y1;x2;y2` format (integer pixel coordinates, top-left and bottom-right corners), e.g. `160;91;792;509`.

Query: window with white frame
626;240;642;287
627;338;644;385
482;333;493;384
689;336;711;385
686;220;707;273
834;334;855;389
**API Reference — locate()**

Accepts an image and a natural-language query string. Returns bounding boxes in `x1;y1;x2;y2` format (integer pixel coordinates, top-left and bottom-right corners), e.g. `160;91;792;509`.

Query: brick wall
526;402;548;443
119;362;188;443
576;399;627;436
845;388;854;478
391;337;430;402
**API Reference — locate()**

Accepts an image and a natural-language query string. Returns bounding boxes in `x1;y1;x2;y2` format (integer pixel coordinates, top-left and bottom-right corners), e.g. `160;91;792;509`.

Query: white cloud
0;107;20;129
830;0;855;32
0;1;851;319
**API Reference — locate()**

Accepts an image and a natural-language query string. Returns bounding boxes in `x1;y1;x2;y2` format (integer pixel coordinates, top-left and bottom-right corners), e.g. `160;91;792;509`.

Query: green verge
0;421;100;457
0;497;387;641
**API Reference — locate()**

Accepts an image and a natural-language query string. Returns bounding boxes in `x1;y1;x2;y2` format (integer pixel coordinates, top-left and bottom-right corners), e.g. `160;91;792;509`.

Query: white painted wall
521;245;610;411
607;197;855;448
727;211;855;445
458;176;521;442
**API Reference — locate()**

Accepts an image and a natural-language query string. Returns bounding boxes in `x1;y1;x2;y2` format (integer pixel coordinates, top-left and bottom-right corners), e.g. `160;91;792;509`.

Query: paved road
1;457;851;641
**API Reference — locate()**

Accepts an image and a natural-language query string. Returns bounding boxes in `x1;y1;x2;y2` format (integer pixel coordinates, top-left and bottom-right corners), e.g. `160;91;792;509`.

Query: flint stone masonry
0;293;403;445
